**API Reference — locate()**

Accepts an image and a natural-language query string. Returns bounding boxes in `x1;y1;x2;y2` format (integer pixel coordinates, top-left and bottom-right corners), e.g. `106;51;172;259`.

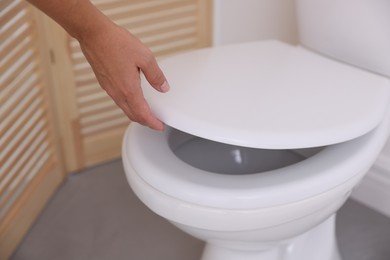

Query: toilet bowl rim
123;156;356;231
122;118;388;209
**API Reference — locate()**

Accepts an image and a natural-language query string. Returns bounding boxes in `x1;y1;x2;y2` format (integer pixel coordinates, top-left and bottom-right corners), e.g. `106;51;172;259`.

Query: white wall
213;0;298;46
212;0;390;217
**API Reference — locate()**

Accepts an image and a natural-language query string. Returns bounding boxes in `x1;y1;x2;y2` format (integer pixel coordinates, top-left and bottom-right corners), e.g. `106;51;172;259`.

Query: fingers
118;80;165;131
126;98;165;131
116;97;164;131
138;49;170;93
130;48;168;130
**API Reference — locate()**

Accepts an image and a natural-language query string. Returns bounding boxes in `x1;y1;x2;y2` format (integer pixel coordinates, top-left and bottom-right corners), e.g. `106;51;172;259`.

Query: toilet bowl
122;2;390;259
122;40;390;260
123;105;390;260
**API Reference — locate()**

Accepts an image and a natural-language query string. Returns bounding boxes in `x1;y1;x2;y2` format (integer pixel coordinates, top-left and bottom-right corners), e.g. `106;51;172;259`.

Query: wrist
56;0;114;42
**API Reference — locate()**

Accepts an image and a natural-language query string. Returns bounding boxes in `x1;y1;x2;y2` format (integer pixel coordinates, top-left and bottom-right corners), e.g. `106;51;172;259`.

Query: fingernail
150;122;165;132
160;81;170;92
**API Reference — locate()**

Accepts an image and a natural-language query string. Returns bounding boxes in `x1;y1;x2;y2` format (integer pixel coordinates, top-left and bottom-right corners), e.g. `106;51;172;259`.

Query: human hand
77;22;169;131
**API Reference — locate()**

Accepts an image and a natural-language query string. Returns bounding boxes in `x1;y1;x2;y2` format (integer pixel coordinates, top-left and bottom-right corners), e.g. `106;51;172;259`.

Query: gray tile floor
11;159;390;260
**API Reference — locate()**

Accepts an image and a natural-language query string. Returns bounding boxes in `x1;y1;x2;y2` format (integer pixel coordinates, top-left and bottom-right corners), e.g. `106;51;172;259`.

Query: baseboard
351;155;390;218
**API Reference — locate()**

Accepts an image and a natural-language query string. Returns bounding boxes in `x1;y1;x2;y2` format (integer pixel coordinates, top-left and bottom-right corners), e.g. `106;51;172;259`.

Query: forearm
27;0;112;40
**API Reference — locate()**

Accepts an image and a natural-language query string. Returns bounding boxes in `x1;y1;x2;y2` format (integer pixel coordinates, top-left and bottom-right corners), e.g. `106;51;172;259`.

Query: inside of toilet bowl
168;128;324;175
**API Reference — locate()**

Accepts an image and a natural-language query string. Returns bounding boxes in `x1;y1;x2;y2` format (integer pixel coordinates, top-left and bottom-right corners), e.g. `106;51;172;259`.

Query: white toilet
122;1;390;259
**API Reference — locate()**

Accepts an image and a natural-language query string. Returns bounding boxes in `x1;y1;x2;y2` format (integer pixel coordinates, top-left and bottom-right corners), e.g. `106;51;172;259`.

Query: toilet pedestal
201;215;341;260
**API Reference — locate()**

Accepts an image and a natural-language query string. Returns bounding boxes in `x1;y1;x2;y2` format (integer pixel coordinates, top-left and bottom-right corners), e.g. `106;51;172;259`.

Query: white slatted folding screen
0;1;65;258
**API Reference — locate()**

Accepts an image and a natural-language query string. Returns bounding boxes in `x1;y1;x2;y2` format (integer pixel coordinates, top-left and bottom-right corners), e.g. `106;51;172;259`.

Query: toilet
122;1;390;259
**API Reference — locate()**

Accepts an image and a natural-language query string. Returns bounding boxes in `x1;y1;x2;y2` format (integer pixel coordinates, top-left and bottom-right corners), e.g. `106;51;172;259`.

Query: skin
27;0;169;131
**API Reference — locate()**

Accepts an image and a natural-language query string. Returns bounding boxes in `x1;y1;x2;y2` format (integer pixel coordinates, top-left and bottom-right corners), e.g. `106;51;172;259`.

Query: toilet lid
142;40;390;149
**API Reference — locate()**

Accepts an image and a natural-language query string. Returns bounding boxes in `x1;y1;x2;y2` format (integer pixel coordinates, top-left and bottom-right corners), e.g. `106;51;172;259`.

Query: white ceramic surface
296;0;390;78
142;41;390;149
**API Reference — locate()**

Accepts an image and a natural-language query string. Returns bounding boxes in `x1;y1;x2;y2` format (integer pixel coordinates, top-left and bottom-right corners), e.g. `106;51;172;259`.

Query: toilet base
201;215;341;260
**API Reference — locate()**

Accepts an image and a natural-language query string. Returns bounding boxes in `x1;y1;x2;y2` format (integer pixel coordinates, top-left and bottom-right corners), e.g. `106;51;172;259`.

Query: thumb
141;55;170;93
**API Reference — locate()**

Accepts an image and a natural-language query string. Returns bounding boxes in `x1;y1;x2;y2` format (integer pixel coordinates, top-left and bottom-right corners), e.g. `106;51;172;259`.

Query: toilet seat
123;115;388;210
142;40;390;149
